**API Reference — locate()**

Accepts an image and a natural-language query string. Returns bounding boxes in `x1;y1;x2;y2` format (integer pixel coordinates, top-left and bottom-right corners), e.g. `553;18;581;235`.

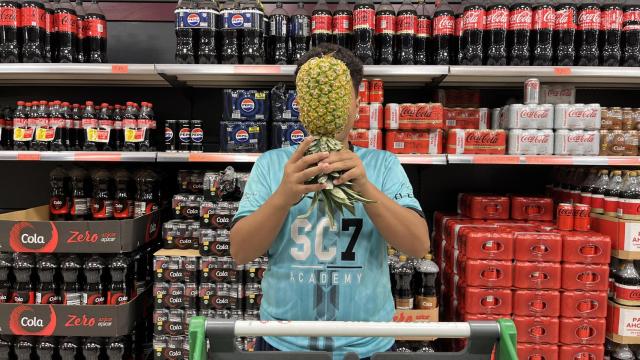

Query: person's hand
275;136;331;207
320;149;369;192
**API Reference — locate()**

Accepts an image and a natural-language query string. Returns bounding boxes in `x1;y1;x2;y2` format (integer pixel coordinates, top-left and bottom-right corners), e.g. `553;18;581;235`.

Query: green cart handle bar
189;317;517;360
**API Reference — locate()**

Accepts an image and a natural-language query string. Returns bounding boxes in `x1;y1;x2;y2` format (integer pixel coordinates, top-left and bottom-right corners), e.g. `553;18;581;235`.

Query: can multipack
384;103;444;130
385;130;443;154
507;129;554;155
599;130;638;156
554;130;600;156
446;129;507;155
444;108;489;130
356;103;383;129
505;104;554;129
554;104;602;130
510;196;554;221
458;194;510;219
223;90;270;121
219;121;267;152
349;129;383;149
539;85;576;105
271;122;307;148
270;87;299;122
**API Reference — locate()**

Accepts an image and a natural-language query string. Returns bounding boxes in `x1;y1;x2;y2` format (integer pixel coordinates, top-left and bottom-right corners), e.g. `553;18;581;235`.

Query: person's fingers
323;160;357;174
295;151;330;170
333;168;359;185
319;151;353;165
300;183;327;194
289;136;315;162
296;163;329;182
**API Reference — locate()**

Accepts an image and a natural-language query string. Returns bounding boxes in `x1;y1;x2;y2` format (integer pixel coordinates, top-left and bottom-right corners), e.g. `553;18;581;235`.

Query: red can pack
414;103;444;130
561;231;611;264
510;196;554;221
513;290;561;317
560;291;608;318
458;194;510;220
444;107;490;129
446;129;507;154
348;129;383;149
558;345;604;360
514;261;562;290
355;103;383;129
513;316;560;344
358;79;369;103
458;227;514;260
460;287;512;315
513;231;563;262
458;259;513;288
385;130;443;154
561;263;609;291
559;317;606;345
517;344;559;360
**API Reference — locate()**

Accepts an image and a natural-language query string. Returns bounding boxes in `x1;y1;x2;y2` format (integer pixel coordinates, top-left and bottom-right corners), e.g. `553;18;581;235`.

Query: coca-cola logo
558;207;574;216
465;132;500;144
519;109;550;119
533;7;555;29
0;8;17;24
578;10;601;30
9;305;57;336
509;9;533;30
415;106;433;119
433;14;455;35
399;106;416;120
567;109;598;119
567;134;596;143
555;8;576;29
462;9;486;31
486;8;508;29
520;134;551;144
602;9;623;30
9;222;59;253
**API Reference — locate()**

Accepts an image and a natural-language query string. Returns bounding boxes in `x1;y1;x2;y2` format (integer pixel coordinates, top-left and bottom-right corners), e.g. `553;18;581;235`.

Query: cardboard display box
0;206;161;253
591;214;640;259
607;300;640;344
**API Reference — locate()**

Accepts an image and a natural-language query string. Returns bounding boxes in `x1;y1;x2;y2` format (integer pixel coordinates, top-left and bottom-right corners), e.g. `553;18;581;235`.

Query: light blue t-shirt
233;145;422;360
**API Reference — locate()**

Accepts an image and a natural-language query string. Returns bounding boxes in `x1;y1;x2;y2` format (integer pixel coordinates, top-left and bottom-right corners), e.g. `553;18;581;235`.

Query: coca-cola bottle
531;0;555;66
33;100;49;151
375;0;395;65
353;0;375;64
554;2;577;66
71;103;83;149
113;169;133;219
614;260;640;306
0;0;20;63
82;100;97;151
74;0;85;63
432;0;455;65
600;2;623;66
619;170;640;218
332;0;352;50
112;104;123;150
576;2;601;66
454;11;463;65
623;2;640;67
21;0;46;62
396;0;417;65
485;1;509;66
591;169;610;214
460;0;485;65
579;167;598;205
290;2;310;63
84;0;106;63
55;0;77;63
268;2;288;65
507;1;533;65
311;0;331;48
414;0;431;65
50;100;66;151
604;170;624;217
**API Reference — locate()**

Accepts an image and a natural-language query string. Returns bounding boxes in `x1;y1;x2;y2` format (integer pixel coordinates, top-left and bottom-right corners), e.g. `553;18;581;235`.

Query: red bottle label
433;14;455;36
486;8;508;30
332;14;351;34
311;13;332;34
353;8;375;30
603;196;619;215
508;8;533;30
462;9;486;31
82;118;97;128
533;7;555;30
85;293;106;305
590;194;604;212
113;199;132;219
555;7;577;30
416;17;431;37
49;196;68;215
0;7;18;27
615;283;640;303
21;6;44;28
624;9;640;23
601;8;623;30
55;12;78;33
375;14;395;34
620;198;640;218
455;16;462;36
76;18;84;38
45;12;52;33
396;14;416;34
108;291;129;305
86;18;106;38
578;9;601;31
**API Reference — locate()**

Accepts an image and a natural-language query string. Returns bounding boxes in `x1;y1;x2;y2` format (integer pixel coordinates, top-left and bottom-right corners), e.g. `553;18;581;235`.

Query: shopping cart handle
189;316;207;360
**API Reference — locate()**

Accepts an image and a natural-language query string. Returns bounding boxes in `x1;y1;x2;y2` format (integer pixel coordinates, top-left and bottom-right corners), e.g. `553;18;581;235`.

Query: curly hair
294;43;364;93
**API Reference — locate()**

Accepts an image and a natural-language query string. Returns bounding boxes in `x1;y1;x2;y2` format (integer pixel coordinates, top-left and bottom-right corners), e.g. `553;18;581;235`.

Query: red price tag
111;64;129;74
525;156;572;165
553;67;572;76
472;155;520;164
74;153;122;162
17;153;41;161
234;65;282;74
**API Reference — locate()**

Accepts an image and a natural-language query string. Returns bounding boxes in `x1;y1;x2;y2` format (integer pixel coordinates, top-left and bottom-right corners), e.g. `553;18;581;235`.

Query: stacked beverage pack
600;107;640;156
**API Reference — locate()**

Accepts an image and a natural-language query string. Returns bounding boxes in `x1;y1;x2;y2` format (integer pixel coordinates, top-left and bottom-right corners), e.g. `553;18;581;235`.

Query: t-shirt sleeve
232;154;273;225
381;152;423;213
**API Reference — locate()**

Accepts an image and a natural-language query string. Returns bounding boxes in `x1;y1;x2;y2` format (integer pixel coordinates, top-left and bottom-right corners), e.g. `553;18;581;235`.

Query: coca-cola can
554;130;600;156
573;203;591;232
358;79;369;103
507;104;554;129
508;129;554;155
557;203;574;231
384;103;401;130
491;108;501;130
540;85;576;105
554;103;602;130
370;79;384;103
479;108;489;129
524;78;540;105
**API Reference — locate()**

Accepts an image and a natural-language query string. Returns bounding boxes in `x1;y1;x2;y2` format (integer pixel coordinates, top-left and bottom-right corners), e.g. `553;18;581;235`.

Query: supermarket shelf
0;64;166;86
0;151;157;162
156;152;263;163
445;66;640;87
397;154;447;165
446;155;640;165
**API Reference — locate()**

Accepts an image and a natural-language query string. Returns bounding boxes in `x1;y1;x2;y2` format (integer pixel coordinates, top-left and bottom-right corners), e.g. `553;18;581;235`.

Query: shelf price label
111;64;129;74
553;67;572;76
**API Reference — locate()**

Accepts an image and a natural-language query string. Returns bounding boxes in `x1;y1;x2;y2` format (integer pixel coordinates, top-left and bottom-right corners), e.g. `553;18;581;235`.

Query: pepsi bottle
414;0;431;65
396;0;417;65
600;2;623;66
240;0;263;64
220;0;239;64
623;2;640;67
0;0;20;63
432;0;455;65
268;2;288;64
333;0;352;50
353;0;375;64
290;2;310;63
576;2;601;66
554;2;577;66
198;0;218;64
175;0;195;64
507;1;533;65
375;0;395;65
460;0;486;65
485;1;508;65
311;0;331;47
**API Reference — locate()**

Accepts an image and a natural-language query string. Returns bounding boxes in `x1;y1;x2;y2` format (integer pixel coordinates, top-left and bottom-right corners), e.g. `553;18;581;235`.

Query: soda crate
0;205;161;253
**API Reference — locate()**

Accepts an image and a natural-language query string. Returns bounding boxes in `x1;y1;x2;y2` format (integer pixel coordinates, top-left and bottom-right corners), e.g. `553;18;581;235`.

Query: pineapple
296;55;373;227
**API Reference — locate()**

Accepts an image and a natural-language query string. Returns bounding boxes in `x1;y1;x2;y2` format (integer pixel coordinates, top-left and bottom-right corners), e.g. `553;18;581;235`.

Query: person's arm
324;151;430;258
230;137;331;265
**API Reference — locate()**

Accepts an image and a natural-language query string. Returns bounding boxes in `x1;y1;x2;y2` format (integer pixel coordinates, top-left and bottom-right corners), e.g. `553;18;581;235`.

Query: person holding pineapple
230;44;430;360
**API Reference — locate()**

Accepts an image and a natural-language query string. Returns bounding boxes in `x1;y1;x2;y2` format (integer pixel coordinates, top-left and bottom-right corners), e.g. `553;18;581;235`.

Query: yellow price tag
86;128;98;142
255;92;266;100
249;126;259;133
35;128;48;141
13;128;23;141
125;128;137;142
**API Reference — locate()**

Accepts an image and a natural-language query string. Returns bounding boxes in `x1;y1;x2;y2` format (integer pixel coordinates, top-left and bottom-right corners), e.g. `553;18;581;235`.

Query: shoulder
256;147;296;166
354;146;398;168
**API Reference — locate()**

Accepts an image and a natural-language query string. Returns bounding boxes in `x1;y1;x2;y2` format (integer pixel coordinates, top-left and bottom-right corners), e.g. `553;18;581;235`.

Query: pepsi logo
291;97;300;113
240;98;256;112
290;129;305;144
164;128;174;142
190;128;204;143
179;128;191;142
187;13;201;26
231;14;244;27
235;129;249;142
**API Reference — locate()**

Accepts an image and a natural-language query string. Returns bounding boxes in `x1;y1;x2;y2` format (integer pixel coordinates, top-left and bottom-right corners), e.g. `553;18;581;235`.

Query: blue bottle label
175;9;218;29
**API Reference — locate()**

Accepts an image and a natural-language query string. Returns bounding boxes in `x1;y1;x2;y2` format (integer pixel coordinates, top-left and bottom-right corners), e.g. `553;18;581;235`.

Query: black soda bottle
134;170;158;217
74;0;86;63
375;0;395;65
507;1;533;65
113;103;123;150
414;256;439;310
14;337;35;360
393;256;413;310
50;100;66;151
614;260;640;306
54;0;77;63
333;0;352;50
396;0;417;65
36;254;61;304
460;0;486;66
240;0;263;64
60;337;81;360
82;100;97;151
219;0;239;64
36;337;57;360
268;1;288;64
0;253;11;304
90;169;113;220
432;0;455;65
69;167;89;220
12;253;35;304
84;0;106;62
290;2;310;63
12;101;29;150
108;255;130;305
623;2;640;67
414;0;431;65
600;2;623;66
122;102;138;151
83;338;103;360
49;167;69;220
554;2;577;66
107;337;128;360
0;0;20;63
113;169;133;219
83;255;106;305
61;255;82;305
311;0;331;48
32;100;49;151
175;0;195;64
97;102;112;151
485;1;508;65
21;0;45;62
71;103;83;149
531;1;555;66
576;2;601;66
454;11;462;65
198;0;218;64
138;101;155;151
353;0;375;64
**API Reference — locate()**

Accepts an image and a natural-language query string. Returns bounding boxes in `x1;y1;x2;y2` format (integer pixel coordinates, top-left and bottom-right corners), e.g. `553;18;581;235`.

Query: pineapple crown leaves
295;55;354;138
